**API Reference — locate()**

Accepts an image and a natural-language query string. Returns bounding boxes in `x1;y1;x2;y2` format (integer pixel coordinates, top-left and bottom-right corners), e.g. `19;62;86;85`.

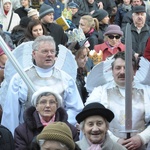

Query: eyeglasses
38;100;57;106
107;35;121;39
37;50;56;55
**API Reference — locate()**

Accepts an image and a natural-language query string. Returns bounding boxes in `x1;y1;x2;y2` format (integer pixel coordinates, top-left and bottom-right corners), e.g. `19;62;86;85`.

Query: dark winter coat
72;11;81;28
114;4;131;27
98;24;108;44
80;0;99;14
95;0;113;15
15;6;33;18
122;23;150;55
43;23;68;52
76;68;88;104
14;106;79;150
85;29;99;50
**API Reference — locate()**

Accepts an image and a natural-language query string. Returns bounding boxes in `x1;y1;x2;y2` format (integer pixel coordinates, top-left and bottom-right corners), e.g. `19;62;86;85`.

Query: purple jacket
14;106;79;150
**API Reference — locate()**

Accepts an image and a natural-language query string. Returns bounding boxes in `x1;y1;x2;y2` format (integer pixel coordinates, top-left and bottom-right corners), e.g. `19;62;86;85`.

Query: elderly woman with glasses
76;102;127;150
14;87;79;150
94;24;125;61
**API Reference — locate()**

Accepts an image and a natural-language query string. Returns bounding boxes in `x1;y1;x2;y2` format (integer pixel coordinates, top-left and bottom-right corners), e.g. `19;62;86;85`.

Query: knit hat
132;5;146;13
76;102;114;123
28;8;39;18
37;122;75;149
39;3;54;19
104;24;123;36
92;9;108;22
68;1;79;8
31;87;63;108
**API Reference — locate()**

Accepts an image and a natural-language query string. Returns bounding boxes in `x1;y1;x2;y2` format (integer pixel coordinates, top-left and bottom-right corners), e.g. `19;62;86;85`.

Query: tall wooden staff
0;36;36;94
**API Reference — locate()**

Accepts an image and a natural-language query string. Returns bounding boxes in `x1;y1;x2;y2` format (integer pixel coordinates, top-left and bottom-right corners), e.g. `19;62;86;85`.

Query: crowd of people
0;0;150;150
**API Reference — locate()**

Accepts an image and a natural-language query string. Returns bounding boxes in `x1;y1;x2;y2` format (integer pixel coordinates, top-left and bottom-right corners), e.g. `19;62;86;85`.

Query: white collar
34;65;55;77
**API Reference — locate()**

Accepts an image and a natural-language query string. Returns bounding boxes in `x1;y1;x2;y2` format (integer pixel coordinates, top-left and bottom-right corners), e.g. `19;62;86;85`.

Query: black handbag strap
7;12;13;31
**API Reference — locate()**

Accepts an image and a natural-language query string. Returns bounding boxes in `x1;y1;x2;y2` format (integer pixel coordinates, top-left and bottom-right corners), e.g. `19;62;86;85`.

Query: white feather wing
0;41;33;107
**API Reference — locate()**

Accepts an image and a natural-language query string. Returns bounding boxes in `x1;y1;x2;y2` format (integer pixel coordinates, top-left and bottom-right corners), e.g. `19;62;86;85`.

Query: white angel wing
4;41;33;83
134;56;150;85
86;57;114;93
0;41;33;107
56;44;77;81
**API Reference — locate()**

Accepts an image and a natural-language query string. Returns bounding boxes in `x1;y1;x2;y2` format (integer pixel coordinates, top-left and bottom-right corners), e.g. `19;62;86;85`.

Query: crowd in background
0;0;150;150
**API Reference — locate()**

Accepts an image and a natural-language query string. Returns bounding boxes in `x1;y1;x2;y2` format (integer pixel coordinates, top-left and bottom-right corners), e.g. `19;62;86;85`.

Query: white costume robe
1;65;84;135
0;0;20;33
86;81;150;145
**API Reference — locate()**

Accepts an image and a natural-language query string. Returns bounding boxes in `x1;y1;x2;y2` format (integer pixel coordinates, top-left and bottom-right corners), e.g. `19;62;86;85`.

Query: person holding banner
85;52;150;150
1;35;83;135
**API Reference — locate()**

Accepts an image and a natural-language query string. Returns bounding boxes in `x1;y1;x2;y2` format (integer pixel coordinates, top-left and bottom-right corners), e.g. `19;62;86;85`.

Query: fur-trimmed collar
23;106;68;130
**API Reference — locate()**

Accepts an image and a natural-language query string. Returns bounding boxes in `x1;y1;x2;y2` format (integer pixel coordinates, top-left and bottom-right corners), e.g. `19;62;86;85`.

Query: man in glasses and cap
122;5;150;57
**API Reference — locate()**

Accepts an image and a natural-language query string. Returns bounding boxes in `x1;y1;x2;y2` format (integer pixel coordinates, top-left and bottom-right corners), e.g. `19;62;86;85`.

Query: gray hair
39;140;69;150
32;35;56;51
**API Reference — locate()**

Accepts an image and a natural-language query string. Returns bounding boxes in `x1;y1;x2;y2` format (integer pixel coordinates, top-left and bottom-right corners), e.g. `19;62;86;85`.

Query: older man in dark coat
122;5;150;56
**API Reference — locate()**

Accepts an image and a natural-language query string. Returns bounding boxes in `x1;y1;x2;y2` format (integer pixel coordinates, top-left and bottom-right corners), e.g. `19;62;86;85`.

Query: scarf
40;114;55;126
4;10;9;15
105;41;121;50
122;4;132;12
87;138;103;150
86;28;95;37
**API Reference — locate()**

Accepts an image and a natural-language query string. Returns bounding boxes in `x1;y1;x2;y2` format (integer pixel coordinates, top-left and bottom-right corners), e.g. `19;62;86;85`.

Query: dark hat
39;3;54;19
132;5;146;13
20;16;31;28
68;1;79;8
76;102;114;123
74;38;89;50
104;24;123;36
92;9;108;22
37;122;75;149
